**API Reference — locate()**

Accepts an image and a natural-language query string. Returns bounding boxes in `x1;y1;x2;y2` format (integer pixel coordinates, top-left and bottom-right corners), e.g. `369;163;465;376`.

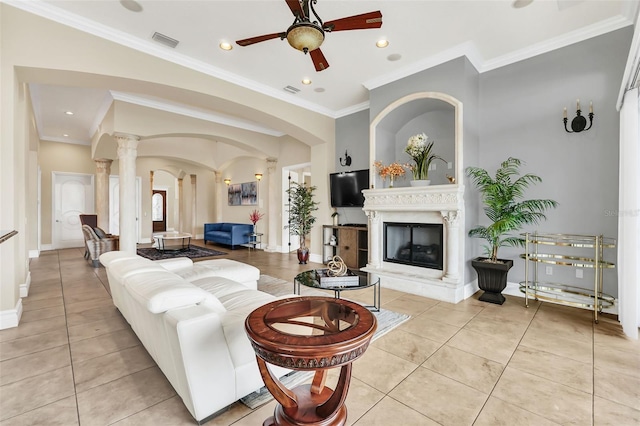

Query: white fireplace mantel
362;184;468;303
362;185;464;213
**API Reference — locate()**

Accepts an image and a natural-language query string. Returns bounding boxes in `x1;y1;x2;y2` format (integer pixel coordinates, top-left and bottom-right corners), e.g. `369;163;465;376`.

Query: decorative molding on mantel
362;185;465;212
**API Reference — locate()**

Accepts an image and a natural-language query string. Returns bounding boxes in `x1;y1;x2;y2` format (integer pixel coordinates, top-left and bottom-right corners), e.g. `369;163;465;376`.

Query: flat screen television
330;169;369;208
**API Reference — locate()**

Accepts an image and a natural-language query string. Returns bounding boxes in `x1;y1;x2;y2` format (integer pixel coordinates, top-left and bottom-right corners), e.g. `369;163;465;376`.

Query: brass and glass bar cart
520;232;616;323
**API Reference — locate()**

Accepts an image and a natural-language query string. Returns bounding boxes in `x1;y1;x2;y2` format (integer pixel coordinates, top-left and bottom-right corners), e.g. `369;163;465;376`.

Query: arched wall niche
369;92;463;188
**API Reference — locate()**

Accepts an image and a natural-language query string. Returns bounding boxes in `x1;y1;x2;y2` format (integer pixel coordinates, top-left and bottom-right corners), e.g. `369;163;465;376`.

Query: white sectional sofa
99;252;289;424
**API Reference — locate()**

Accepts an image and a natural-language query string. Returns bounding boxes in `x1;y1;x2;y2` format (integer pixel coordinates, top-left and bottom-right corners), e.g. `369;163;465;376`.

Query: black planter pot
471;257;514;305
297;247;310;264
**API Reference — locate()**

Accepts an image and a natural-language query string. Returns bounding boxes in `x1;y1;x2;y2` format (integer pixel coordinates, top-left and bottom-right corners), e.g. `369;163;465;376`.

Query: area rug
241;275;411;409
136;246;227;261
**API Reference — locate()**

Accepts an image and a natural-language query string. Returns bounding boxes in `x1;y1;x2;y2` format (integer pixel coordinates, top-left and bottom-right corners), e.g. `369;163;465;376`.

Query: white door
52;172;94;249
282;169;300;253
109;175;142;243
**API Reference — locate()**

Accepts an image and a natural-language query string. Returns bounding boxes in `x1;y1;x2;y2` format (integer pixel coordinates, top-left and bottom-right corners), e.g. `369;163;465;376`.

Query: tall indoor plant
467;157;557;304
286;182;319;264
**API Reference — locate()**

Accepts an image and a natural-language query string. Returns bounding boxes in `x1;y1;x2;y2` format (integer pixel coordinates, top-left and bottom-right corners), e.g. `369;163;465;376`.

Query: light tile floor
1;243;639;425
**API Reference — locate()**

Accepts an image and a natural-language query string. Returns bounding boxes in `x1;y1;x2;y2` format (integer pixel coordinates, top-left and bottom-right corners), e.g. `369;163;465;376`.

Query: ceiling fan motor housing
286;22;325;53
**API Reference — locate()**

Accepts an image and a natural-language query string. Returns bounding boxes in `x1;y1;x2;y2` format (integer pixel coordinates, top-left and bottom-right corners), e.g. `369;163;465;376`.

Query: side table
245;296;377;426
247;232;263;250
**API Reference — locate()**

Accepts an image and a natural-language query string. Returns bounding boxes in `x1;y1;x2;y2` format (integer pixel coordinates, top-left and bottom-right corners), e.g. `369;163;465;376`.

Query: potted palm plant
286;182;319;264
467;157;557;305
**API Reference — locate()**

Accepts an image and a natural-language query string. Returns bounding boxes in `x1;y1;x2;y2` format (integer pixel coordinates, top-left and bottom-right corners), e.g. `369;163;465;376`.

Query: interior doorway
152;190;167;232
52;172;94;249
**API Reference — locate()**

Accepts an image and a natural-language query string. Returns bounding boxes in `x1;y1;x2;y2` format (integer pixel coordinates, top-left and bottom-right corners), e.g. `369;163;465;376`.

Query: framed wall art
228;181;258;206
228;183;242;206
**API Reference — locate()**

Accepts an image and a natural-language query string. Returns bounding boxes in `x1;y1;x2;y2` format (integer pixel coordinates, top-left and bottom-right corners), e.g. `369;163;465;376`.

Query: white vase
410;180;431;187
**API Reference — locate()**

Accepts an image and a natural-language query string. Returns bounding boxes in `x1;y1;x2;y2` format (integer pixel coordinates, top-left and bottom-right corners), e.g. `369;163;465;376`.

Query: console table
245;296;377;426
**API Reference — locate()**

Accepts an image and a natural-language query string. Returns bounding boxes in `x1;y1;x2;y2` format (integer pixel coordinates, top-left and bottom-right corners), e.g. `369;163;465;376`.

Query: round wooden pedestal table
245;296;377;426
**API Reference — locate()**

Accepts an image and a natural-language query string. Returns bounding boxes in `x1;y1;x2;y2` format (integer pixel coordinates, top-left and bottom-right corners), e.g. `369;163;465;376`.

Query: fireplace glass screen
384;222;443;270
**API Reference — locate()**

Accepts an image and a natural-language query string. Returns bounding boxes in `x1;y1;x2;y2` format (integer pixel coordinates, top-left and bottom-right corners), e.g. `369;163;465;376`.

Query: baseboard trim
20;271;31;298
41;244;53;251
28;249;40;258
0;298;23;330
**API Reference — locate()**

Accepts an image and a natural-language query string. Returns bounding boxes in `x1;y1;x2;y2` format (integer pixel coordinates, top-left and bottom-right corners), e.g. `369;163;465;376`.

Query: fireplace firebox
384;222;443;270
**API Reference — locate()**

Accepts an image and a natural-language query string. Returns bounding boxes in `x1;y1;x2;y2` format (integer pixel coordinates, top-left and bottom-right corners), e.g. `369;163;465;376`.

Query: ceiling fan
235;0;382;72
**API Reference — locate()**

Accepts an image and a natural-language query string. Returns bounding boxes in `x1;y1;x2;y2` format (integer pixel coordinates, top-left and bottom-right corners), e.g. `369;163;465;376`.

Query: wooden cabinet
322;225;368;271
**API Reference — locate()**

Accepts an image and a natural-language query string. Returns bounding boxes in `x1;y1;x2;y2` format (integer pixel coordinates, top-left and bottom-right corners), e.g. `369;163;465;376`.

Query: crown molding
110;91;285;137
41;136;91;146
4;0;337;118
364;15;632;89
363;42;483;91
481;15;633;72
335;101;371;119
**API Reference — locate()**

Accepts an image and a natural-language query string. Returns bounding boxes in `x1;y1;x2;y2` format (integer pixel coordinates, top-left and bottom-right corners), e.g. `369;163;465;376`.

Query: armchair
82;225;118;267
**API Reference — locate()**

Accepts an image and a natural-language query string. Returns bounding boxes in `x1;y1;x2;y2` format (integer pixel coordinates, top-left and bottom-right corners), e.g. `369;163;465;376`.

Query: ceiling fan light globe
286;22;324;53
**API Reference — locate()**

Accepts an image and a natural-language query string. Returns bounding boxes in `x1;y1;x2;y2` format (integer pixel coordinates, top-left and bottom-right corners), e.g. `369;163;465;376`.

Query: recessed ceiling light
387;53;402;62
376;39;389;48
120;0;143;12
314;88;325;93
63;134;69;137
219;42;233;51
64;111;74;115
302;78;312;85
512;0;533;8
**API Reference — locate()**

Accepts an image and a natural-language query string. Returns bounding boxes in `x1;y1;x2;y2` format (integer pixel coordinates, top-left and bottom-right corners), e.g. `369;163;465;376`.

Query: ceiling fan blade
323;11;382;32
310;48;329;72
236;32;285;47
285;0;305;19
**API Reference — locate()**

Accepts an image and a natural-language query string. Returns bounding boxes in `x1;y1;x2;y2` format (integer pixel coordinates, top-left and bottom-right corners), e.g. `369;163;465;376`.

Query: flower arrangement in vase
249;209;264;233
374;161;406;188
405;133;446;185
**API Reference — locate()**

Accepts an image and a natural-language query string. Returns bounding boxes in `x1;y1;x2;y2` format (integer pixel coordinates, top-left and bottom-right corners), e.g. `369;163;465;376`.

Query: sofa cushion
124;271;223;314
155;257;194;272
175;259;260;288
108;258;166;284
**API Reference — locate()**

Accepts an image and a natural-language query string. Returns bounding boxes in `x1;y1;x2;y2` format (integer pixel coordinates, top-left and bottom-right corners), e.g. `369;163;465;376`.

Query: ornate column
441;210;461;282
177;177;184;232
115;133;140;253
190;174;197;237
266;157;278;252
366;211;380;268
94;158;112;231
214;171;223;223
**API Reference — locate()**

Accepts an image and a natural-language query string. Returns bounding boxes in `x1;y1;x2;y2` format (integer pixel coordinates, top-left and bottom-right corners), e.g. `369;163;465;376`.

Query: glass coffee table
152;232;192;251
294;270;380;311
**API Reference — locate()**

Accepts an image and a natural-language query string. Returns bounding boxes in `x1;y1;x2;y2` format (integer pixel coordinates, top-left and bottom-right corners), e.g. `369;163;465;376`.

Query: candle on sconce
563;107;567;119
576;99;580;111
589;101;593;114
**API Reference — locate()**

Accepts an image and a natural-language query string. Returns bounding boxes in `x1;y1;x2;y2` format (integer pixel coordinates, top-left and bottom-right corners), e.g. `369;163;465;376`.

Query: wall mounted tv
330;169;370;208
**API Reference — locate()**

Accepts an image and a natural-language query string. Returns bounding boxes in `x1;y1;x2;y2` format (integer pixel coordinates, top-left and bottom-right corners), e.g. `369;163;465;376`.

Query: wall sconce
563;99;594;133
224;178;231;185
255;173;262;181
339;150;352;167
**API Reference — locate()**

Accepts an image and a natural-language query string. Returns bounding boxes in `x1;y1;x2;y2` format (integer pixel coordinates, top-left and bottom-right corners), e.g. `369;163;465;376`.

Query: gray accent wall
334;27;632;296
478;27;632;297
334;109;369;225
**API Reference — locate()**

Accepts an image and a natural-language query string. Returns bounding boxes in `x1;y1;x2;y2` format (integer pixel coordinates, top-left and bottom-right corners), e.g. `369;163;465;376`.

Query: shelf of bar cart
519;232;616;323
